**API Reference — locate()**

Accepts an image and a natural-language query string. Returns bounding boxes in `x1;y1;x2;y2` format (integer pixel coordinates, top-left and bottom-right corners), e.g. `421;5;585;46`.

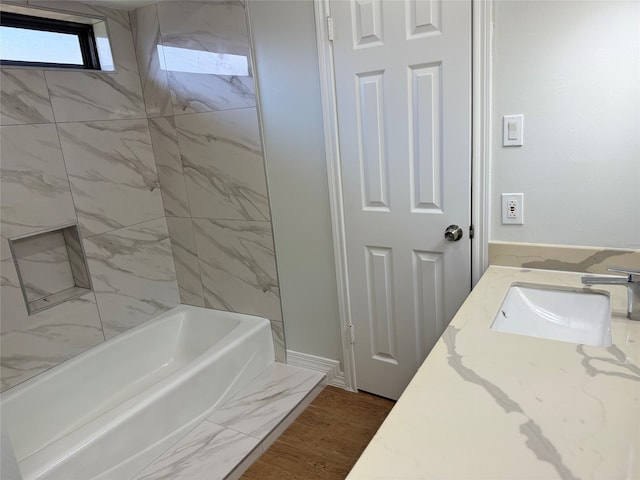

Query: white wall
245;0;640;367
247;1;344;365
491;0;640;249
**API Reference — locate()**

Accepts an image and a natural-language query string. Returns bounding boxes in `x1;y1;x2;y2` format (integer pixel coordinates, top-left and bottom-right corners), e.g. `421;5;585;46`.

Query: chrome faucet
581;267;640;321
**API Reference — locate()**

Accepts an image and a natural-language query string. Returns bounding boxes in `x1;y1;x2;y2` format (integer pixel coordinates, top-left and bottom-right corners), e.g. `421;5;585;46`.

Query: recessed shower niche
8;225;92;315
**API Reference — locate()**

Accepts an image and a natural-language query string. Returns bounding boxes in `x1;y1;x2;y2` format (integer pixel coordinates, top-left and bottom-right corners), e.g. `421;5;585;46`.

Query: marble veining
45;71;145;122
0;316;103;392
133;363;324;480
208;363;323;439
519;421;579;480
269;320;286;363
521;250;639;274
57;119;164;236
148;117;191;217
348;267;640;479
194;218;281;322
156;1;255;114
0;259;104;391
443;327;522;413
131;2;256;117
489;241;640;275
156;1;249;56
83;217;179;339
443;327;579;480
576;344;640;381
167;71;255;115
130;4;173;118
133;421;261;480
0;124;77;261
0;69;55;125
165;217;204;307
176;109;270;221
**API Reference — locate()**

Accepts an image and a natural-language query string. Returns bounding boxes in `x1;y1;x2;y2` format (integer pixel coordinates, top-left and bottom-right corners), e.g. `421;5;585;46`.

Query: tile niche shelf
8;224;93;315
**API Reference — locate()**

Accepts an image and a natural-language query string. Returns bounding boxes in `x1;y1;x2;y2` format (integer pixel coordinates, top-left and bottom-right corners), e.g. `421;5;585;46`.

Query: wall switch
503;115;524;147
501;193;524;224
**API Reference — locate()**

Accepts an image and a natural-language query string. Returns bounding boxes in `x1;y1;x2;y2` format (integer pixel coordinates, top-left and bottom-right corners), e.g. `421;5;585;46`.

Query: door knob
444;225;463;242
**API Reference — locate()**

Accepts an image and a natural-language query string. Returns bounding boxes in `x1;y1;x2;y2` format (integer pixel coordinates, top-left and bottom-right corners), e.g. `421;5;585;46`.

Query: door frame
314;0;493;392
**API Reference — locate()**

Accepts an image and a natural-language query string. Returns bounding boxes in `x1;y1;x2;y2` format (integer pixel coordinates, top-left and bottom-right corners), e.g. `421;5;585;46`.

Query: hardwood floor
240;386;395;480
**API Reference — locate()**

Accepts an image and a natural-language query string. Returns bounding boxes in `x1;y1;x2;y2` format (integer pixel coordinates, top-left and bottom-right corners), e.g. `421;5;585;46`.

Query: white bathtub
1;305;275;480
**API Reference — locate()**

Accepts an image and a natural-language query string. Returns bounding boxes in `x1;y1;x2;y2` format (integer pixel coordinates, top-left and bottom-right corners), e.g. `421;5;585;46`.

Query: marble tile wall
0;259;104;391
84;218;179;339
0;1;179;391
156;1;256;115
130;1;285;361
11;230;76;303
56;119;164;237
0;123;77;260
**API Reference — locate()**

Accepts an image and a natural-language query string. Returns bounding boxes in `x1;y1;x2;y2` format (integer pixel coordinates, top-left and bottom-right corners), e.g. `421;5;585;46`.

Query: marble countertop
347;266;640;480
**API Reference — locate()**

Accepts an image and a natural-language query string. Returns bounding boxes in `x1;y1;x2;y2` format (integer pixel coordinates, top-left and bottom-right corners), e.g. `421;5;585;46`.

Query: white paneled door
330;0;472;399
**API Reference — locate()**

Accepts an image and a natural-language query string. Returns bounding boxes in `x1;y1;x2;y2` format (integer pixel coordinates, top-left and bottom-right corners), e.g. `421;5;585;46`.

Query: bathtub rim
1;305;272;403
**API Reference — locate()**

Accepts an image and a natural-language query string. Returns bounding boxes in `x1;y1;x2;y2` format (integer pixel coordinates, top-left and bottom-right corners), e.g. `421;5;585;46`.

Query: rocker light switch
503;115;524;147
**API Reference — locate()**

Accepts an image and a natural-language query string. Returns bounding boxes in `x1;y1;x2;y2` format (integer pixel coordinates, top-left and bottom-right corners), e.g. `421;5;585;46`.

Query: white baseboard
286;350;348;390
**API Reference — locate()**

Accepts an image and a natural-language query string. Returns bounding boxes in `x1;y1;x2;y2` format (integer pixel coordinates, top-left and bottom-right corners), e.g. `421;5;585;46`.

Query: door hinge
469;224;475;239
348;324;355;344
327;16;335;41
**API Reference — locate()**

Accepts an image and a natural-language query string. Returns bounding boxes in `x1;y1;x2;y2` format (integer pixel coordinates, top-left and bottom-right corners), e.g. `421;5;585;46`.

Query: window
0;12;101;70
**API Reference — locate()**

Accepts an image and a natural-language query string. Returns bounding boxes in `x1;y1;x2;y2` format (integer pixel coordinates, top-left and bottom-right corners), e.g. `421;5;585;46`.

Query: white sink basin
491;284;611;347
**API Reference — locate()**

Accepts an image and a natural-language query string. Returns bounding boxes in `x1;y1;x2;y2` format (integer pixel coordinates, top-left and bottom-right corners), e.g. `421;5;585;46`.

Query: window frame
0;12;101;70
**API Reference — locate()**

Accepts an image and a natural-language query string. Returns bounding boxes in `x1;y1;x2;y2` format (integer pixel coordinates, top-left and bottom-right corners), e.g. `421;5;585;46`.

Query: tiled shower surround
130;1;285;353
0;0;284;391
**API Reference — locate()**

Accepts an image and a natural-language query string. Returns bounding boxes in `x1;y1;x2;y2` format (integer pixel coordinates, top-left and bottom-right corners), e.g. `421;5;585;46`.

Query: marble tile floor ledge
133;362;326;480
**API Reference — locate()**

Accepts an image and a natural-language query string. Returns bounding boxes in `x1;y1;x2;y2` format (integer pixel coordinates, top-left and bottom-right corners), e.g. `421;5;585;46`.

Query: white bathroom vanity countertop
347;266;640;480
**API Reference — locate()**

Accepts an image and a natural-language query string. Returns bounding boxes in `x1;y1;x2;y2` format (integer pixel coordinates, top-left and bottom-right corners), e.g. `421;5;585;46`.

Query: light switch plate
503;115;524;147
